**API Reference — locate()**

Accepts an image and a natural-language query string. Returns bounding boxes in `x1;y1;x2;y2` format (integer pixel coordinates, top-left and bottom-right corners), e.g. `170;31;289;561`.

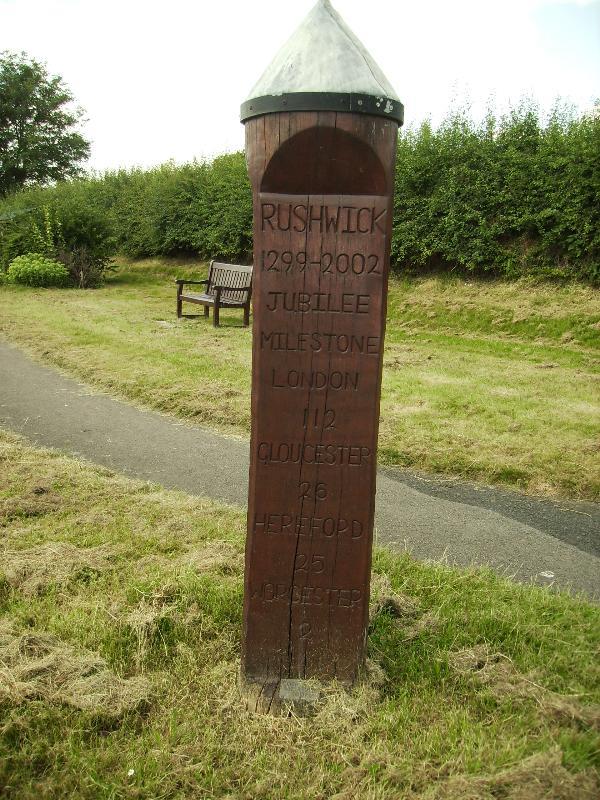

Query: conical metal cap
241;0;403;124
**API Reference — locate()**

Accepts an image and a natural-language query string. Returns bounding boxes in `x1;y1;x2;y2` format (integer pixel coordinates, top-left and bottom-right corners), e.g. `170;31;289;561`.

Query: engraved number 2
262;250;279;271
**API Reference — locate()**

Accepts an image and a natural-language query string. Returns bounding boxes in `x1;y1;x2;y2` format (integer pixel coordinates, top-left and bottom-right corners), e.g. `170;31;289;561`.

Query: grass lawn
0;257;598;500
0;430;599;799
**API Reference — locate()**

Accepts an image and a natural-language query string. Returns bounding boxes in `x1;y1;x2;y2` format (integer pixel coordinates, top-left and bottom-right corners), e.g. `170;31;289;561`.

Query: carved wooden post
240;0;403;709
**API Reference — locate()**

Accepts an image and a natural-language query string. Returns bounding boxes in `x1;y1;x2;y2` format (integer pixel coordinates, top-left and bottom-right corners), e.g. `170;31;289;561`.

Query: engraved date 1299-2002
261;249;382;275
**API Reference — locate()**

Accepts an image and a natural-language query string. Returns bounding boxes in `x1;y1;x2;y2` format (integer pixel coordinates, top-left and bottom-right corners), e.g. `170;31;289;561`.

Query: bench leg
213;303;220;327
243;303;250;327
177;296;182;318
204;305;209;318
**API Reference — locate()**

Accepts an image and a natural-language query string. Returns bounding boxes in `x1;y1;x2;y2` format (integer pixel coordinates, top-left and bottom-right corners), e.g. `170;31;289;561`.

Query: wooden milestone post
240;0;403;711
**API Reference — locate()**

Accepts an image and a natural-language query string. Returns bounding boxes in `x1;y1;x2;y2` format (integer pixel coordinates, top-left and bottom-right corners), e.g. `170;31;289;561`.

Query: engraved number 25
295;553;325;573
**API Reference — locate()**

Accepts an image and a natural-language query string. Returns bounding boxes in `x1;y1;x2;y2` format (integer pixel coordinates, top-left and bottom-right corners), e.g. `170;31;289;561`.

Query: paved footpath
1;339;598;599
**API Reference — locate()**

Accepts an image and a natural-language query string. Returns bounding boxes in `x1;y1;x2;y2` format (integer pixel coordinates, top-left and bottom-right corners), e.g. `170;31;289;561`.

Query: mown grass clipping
0;430;598;799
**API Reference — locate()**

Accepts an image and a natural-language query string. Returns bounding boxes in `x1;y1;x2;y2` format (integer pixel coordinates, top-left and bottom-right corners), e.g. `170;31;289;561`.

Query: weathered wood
176;261;252;327
242;111;398;693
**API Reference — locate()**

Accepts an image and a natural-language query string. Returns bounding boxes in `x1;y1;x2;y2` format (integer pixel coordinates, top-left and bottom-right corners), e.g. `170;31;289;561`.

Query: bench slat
182;292;246;307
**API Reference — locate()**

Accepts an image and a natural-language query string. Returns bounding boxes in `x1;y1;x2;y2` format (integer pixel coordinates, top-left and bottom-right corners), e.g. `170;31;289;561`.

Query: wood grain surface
242;111;398;690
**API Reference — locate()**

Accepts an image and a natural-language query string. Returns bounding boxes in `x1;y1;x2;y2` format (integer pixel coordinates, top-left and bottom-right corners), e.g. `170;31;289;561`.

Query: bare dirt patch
448;644;600;729
1;541;115;595
0;622;150;720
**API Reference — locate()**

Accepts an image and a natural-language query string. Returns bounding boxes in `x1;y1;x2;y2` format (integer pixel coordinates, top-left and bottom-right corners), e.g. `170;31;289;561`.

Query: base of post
239;673;323;716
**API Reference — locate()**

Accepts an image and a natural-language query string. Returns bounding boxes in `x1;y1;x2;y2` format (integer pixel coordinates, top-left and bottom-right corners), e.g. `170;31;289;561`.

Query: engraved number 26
299;481;328;501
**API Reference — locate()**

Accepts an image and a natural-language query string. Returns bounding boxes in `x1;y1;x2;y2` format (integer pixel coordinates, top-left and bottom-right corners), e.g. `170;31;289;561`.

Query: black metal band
240;92;404;125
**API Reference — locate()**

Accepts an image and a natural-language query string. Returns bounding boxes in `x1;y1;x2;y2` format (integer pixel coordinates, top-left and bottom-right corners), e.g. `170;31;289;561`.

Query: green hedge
0;104;597;281
393;105;599;281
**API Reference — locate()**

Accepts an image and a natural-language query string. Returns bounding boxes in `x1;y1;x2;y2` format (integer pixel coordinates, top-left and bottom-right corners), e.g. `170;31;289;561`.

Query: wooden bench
176;261;252;327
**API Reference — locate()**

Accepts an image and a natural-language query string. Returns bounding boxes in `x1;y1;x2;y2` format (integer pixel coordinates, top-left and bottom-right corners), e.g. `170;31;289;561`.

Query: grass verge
0;430;599;799
0;257;598;499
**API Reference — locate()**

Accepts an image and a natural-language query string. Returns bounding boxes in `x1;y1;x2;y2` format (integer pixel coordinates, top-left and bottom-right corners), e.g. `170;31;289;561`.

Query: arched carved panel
261;126;387;196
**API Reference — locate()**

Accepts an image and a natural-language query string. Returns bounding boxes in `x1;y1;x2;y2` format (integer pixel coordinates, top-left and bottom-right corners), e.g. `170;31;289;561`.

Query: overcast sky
1;0;599;172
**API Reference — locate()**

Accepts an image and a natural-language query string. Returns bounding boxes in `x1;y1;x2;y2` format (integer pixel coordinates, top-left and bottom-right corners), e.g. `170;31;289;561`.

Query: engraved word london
240;0;403;706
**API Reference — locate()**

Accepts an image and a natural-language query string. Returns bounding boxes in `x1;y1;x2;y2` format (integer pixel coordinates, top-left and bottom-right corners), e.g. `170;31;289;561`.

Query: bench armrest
175;279;209;286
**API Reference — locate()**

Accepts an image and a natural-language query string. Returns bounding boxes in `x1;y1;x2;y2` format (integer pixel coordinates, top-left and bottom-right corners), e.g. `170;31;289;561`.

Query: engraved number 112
302;407;336;430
